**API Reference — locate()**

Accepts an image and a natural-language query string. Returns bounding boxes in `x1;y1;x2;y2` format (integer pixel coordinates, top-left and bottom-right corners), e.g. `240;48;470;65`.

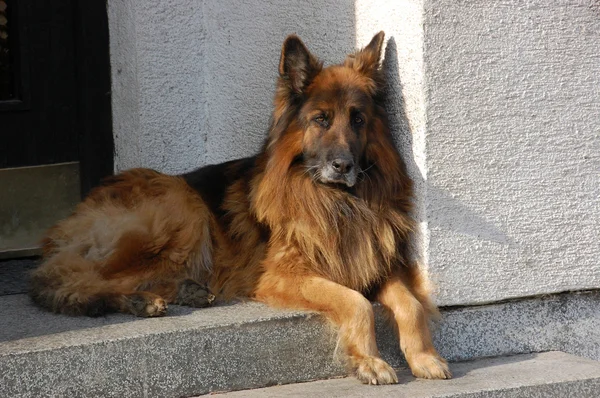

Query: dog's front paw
176;279;215;308
355;356;398;385
409;353;451;379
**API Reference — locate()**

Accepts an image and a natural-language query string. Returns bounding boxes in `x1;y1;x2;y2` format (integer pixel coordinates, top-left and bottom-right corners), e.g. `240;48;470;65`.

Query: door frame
74;0;113;196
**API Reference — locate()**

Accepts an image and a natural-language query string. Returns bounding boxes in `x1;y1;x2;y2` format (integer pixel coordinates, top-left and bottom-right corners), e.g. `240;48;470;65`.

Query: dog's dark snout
331;158;354;174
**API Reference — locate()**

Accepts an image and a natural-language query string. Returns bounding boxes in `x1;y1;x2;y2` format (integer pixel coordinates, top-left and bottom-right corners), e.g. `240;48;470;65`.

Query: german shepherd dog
30;32;450;384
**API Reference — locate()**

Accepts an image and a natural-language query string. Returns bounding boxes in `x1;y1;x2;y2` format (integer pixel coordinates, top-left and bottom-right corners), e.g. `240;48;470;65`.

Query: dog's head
271;32;386;188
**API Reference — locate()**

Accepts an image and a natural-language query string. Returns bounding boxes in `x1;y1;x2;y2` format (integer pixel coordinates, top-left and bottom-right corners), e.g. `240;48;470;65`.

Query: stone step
1;291;599;397
209;351;600;398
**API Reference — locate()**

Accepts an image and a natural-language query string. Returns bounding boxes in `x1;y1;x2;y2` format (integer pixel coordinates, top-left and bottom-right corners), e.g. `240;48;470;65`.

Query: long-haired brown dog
30;32;450;384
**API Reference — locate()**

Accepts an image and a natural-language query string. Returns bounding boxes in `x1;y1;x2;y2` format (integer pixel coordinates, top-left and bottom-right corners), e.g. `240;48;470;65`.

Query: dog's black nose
331;158;354;174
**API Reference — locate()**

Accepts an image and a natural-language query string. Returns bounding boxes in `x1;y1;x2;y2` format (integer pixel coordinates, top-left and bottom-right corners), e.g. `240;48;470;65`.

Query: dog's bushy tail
29;251;120;317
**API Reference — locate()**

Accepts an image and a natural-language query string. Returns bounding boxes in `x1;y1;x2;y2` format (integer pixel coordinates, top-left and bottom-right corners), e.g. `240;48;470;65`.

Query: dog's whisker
359;163;376;174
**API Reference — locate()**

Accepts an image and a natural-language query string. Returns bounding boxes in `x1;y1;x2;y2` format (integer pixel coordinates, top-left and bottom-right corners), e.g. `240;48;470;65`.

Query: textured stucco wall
424;0;600;305
109;0;207;174
107;0;600;306
200;1;361;165
109;0;358;173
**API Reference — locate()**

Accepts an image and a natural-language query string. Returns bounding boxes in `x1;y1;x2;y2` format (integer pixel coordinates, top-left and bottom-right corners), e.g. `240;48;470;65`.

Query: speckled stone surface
1;291;599;397
210;352;600;397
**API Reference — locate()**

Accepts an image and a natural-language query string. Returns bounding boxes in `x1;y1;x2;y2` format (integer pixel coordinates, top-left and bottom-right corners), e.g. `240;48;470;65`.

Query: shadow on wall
382;38;511;245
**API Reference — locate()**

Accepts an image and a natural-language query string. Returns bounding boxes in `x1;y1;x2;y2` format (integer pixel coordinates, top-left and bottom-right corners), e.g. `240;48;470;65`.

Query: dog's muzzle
320;158;357;187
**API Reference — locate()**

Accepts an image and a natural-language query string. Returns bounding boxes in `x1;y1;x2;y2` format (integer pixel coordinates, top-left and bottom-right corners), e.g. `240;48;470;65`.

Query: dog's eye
353;115;365;126
314;115;327;125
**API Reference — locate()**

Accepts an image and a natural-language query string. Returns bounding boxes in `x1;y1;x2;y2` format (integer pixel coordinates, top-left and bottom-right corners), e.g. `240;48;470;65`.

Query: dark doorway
0;0;112;264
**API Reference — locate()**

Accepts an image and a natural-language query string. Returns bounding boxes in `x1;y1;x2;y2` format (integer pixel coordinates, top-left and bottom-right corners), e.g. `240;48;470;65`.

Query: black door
1;0;80;168
0;0;112;261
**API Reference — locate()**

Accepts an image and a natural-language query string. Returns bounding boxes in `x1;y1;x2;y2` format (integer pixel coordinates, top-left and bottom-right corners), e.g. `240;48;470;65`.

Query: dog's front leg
376;277;451;379
255;273;398;385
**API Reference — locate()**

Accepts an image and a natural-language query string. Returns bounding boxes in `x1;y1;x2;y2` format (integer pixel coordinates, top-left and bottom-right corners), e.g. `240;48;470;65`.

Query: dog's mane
250;62;415;292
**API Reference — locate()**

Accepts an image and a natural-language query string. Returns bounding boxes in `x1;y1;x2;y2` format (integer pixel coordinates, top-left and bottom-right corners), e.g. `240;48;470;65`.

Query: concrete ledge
0;297;338;397
212;351;600;397
1;291;599;397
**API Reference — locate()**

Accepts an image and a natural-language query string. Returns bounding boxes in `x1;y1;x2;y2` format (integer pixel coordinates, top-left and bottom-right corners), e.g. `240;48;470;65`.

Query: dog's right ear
279;35;322;95
344;31;385;81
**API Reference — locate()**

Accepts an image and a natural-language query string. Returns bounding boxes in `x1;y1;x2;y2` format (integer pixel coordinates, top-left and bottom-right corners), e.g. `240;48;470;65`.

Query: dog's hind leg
255;272;398;385
135;278;215;308
117;291;168;317
29;255;167;317
70;290;168;317
95;227;214;310
376;275;451;380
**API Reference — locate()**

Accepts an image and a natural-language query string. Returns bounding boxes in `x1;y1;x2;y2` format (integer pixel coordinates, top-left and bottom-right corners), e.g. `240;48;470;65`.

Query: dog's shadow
378;39;517;382
382;38;512;244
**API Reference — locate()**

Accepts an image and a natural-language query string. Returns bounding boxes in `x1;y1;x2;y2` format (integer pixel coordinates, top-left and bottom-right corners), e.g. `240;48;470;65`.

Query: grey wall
109;0;207;173
107;0;600;306
423;0;600;305
109;0;358;174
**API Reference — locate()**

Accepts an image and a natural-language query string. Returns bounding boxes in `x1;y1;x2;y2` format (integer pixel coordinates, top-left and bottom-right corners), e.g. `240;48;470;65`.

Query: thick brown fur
30;32;450;384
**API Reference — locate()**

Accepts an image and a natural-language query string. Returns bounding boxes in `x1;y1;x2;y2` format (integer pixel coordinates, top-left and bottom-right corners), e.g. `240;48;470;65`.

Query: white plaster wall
424;0;600;305
109;0;206;174
108;0;600;306
200;1;359;165
109;0;358;173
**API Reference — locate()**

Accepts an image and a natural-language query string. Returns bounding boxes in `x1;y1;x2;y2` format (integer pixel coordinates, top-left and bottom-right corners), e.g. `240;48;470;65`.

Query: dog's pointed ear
345;31;385;78
279;35;322;94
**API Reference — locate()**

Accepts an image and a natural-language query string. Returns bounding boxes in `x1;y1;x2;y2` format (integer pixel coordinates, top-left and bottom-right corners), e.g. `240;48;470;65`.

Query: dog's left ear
279;35;322;95
344;31;385;78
